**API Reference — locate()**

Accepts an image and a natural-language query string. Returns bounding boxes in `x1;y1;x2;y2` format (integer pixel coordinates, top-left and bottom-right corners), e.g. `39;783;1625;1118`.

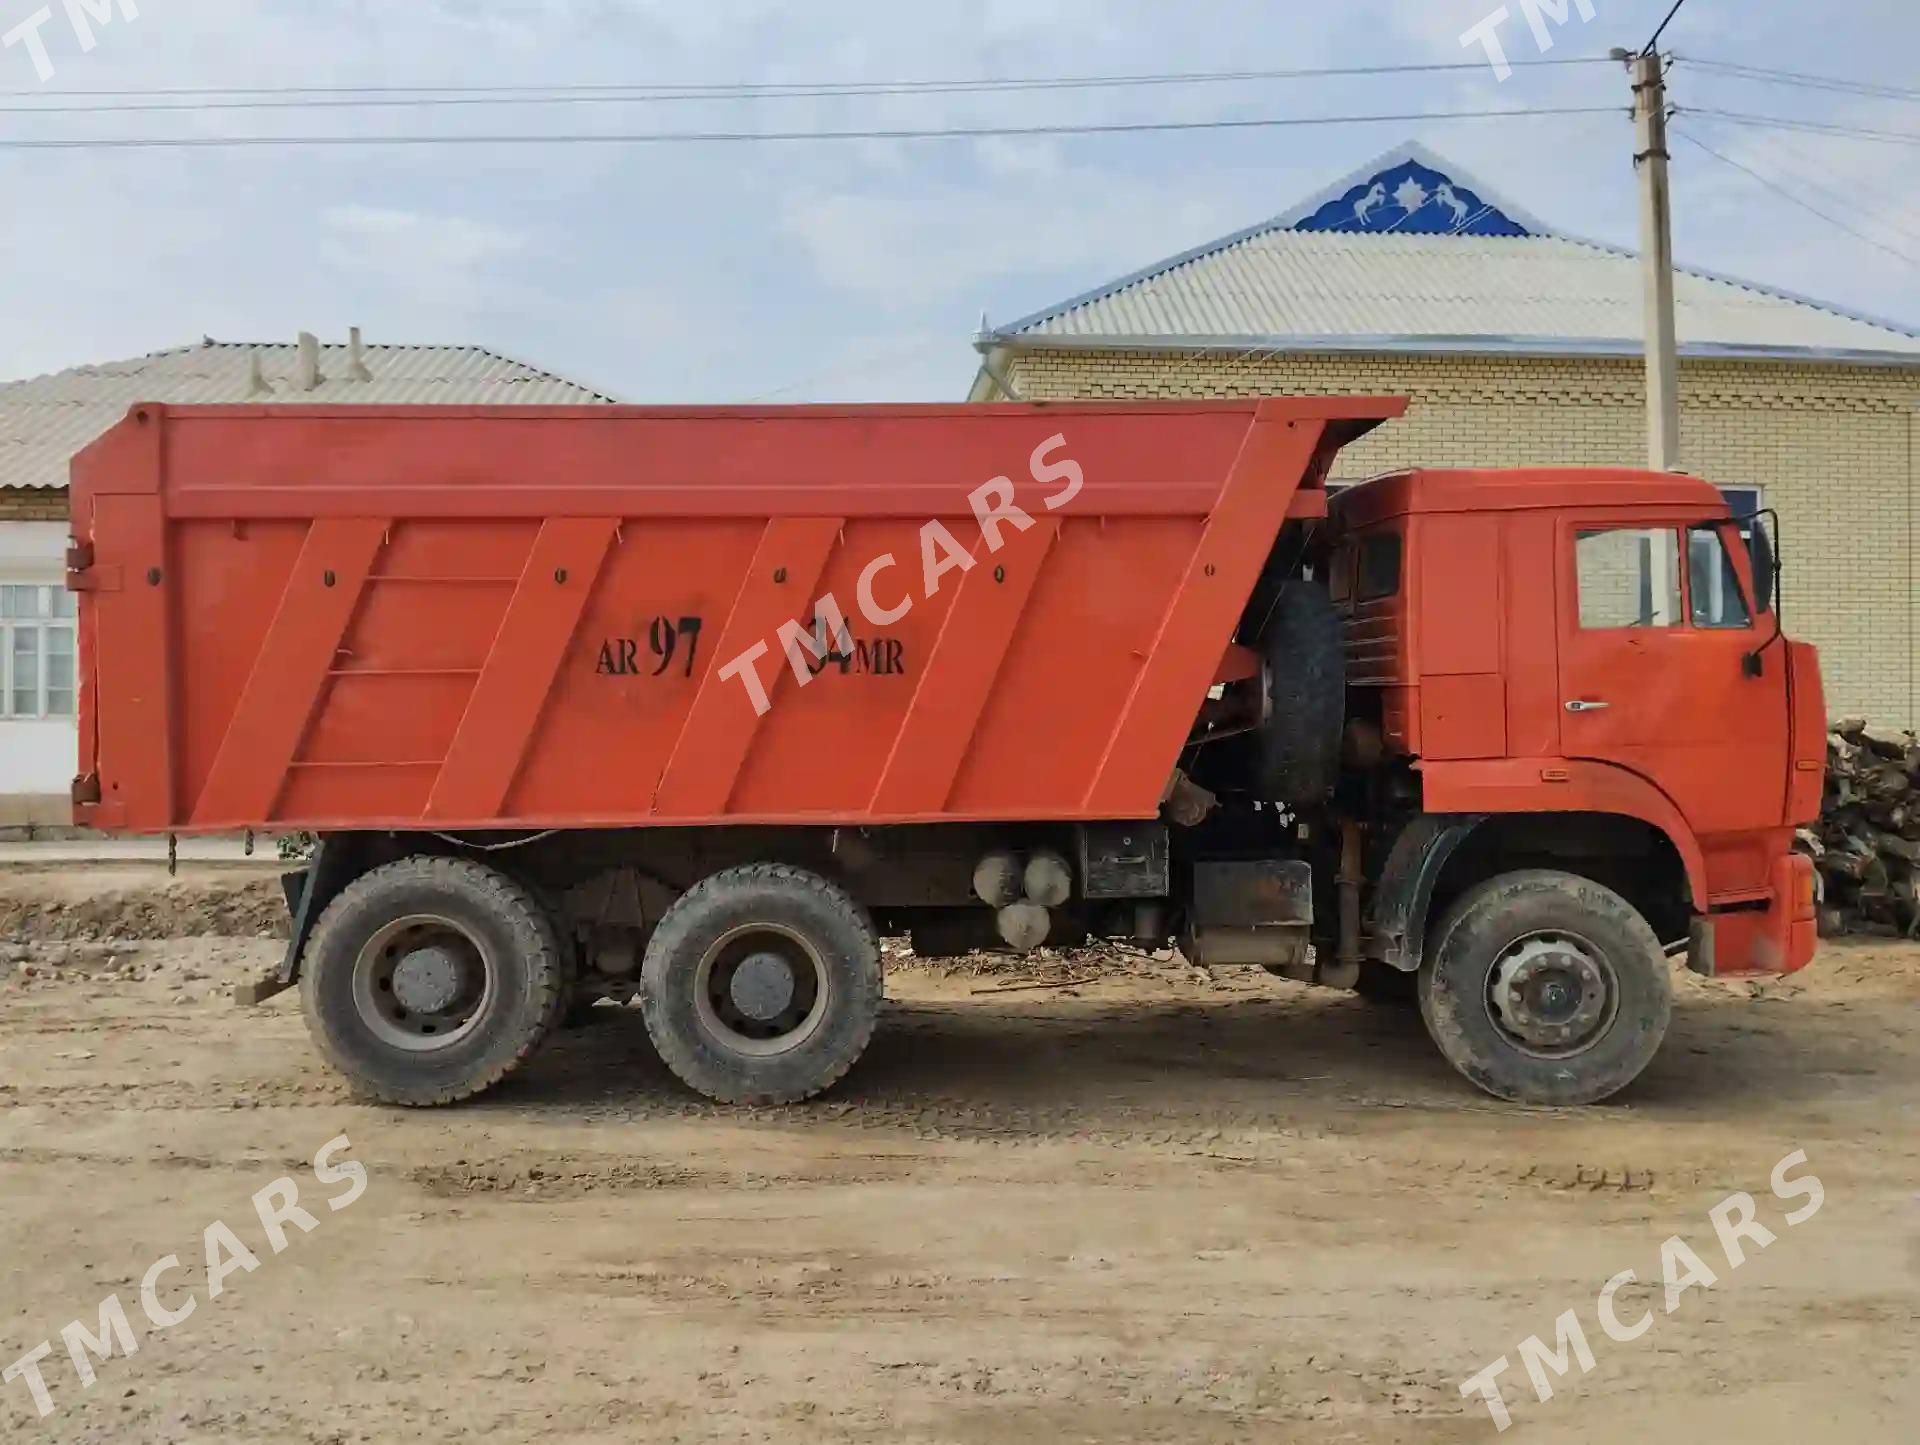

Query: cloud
779;163;1250;304
323;205;526;271
313;205;529;310
0;0;1912;404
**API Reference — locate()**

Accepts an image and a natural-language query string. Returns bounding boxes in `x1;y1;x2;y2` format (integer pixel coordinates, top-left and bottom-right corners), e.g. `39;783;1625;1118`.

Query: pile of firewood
1799;720;1920;938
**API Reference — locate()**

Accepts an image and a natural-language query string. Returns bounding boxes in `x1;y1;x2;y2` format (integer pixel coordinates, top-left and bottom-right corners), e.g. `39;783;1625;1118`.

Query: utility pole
1621;46;1681;471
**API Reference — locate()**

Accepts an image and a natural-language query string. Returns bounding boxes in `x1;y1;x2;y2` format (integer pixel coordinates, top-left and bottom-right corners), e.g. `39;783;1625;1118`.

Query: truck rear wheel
299;857;565;1107
640;865;882;1105
1418;870;1671;1105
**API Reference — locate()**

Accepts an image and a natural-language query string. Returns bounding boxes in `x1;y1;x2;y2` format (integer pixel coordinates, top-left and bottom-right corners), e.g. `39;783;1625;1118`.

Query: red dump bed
68;398;1404;833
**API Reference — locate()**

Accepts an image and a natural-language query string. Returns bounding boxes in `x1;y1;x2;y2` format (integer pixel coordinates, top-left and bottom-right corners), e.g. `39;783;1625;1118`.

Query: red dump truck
67;398;1824;1108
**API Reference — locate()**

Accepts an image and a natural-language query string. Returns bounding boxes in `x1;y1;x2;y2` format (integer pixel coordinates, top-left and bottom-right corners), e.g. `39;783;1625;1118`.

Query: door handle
1565;699;1610;713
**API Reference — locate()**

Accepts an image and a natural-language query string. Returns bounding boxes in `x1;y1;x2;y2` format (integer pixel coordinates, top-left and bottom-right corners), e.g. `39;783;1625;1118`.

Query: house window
1;584;77;720
1719;486;1763;523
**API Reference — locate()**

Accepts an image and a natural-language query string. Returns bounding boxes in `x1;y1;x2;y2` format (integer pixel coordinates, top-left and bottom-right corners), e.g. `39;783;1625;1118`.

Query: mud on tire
299;857;565;1107
1255;580;1345;804
1418;869;1672;1106
640;864;882;1106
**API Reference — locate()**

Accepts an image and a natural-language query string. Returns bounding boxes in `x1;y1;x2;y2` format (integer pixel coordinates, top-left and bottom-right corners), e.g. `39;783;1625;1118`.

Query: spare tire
1255;581;1345;803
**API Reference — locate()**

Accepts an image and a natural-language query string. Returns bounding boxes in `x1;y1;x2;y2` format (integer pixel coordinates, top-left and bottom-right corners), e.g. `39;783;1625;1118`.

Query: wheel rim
692;922;830;1058
351;913;495;1054
1484;930;1620;1059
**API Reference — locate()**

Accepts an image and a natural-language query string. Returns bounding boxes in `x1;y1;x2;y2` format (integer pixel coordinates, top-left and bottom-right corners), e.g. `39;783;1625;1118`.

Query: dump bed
67;398;1403;833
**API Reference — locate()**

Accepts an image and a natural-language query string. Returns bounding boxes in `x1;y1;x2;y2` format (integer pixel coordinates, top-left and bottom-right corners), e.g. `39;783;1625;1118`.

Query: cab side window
1576;528;1681;629
1356;533;1402;602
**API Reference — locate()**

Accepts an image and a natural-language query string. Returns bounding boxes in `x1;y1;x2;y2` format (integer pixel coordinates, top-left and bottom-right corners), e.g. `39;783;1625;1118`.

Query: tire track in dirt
0;1073;1703;1202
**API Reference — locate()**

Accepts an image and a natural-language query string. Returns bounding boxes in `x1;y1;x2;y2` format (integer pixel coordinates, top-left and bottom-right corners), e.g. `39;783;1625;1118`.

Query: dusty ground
1;864;1916;1443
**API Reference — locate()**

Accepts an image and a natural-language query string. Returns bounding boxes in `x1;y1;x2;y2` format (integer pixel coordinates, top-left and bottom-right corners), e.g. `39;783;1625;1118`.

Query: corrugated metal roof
986;144;1920;364
0;339;617;490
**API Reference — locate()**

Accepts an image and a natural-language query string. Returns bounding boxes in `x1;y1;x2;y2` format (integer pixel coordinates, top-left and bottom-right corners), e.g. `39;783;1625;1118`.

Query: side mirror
1742;509;1784;677
1748;514;1776;614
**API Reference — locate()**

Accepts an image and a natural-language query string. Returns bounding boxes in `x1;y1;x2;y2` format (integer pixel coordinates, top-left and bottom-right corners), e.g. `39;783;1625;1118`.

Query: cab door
1555;514;1788;844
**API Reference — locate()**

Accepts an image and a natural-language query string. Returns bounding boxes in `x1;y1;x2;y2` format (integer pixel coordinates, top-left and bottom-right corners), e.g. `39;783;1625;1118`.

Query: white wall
0;718;76;794
0;521;65;571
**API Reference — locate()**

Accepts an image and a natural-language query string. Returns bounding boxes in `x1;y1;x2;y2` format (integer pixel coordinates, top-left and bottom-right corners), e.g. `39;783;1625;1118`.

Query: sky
1;0;1916;402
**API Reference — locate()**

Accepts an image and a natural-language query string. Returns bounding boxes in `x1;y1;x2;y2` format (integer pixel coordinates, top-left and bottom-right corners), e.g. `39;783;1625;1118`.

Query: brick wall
996;349;1920;729
0;487;69;522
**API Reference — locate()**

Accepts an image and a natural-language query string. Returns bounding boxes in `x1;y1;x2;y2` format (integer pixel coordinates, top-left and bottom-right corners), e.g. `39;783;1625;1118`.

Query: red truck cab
1325;467;1823;982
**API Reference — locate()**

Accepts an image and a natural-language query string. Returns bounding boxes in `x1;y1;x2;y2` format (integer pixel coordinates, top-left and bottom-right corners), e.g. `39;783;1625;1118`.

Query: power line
0;56;1618;103
5;81;1622;117
1730;133;1920;248
1683;107;1920;147
1676;128;1920;269
1676;56;1920;104
1643;0;1692;55
0;104;1625;151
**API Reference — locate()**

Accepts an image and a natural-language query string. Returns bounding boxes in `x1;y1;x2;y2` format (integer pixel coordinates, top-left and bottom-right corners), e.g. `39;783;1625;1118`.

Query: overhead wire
1681;108;1920;147
0;55;1618;103
1675;57;1920;105
0;104;1627;151
1710;129;1920;250
1675;129;1920;269
1643;0;1693;56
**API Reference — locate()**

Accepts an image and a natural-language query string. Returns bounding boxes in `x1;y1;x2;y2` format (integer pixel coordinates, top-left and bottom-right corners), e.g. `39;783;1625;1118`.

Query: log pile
1800;720;1920;938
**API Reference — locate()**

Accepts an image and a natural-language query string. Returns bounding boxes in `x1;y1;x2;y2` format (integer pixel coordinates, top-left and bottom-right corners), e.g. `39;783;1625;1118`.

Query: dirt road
2;864;1916;1442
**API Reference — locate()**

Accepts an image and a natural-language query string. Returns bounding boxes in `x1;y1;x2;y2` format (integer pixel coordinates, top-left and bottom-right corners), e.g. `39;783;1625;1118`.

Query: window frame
1569;497;1767;639
0;583;78;722
1355;532;1403;603
1573;525;1685;632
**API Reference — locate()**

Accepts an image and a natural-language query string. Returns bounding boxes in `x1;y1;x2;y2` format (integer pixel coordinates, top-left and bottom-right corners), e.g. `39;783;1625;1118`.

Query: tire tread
1418;868;1672;1106
299;856;563;1108
641;863;881;1106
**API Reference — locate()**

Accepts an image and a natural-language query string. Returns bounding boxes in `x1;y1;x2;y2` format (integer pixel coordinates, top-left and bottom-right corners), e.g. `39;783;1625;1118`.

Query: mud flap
1368;814;1484;972
1687;915;1715;977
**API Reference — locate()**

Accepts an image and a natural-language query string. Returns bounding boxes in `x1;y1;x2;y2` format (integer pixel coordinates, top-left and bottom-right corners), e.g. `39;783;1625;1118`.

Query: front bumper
1689;852;1818;978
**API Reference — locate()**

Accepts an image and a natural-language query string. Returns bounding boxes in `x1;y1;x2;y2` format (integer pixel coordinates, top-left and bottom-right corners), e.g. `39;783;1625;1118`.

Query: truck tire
1418;870;1671;1106
1256;581;1345;804
299;857;565;1107
640;864;882;1105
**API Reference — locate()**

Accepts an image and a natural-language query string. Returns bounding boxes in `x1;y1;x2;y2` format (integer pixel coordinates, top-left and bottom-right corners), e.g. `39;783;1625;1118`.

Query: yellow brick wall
0;487;68;522
996;348;1920;729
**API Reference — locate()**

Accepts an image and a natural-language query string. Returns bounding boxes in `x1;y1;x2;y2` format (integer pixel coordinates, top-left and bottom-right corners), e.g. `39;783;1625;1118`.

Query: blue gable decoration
1291;160;1531;238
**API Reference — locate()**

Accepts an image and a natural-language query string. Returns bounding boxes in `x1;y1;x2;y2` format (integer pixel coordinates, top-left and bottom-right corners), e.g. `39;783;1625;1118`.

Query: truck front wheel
640;865;882;1105
299;857;565;1106
1418;870;1671;1105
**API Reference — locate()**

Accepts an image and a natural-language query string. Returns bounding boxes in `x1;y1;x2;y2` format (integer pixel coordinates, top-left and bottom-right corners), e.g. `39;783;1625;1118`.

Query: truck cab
1323;467;1823;987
